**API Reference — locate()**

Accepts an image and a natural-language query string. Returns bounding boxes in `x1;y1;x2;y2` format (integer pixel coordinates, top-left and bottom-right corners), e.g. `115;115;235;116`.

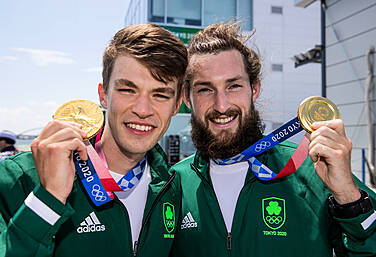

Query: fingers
311;119;346;136
308;119;352;163
310;119;351;148
309;143;342;163
31;120;88;160
42;138;88;161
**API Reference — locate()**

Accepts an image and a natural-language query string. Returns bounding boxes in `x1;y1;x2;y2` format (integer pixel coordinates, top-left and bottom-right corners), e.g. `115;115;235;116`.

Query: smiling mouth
211;115;236;124
126;123;154;132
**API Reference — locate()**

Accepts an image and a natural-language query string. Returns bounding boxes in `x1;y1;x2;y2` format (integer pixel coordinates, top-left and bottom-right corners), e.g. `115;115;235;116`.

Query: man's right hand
30;120;87;204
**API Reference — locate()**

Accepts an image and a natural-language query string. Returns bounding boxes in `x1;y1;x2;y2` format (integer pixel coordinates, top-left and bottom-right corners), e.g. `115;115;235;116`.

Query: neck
100;130;146;175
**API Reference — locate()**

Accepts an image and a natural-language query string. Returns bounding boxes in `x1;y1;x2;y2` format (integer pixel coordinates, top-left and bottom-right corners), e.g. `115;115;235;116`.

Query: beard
191;104;264;160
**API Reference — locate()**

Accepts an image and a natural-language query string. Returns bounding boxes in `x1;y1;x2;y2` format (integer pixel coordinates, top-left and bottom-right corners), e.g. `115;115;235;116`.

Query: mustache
206;108;240;121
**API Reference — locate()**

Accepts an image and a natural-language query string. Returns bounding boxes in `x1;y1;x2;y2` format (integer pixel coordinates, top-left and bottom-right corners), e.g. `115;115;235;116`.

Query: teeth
213;116;234;124
127;123;153;131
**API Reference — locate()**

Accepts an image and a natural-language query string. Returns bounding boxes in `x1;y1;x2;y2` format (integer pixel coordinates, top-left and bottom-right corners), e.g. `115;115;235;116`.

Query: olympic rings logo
166;220;174;227
91;184;107;202
266;215;283;224
255;141;271;152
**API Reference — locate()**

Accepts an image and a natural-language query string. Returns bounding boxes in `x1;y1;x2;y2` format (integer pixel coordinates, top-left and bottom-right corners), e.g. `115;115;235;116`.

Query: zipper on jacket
133;240;139;257
191;163;233;253
133;171;177;256
227;232;232;251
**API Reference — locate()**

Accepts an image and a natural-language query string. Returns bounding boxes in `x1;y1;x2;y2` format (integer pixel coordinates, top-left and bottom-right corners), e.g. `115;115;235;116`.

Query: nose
213;90;231;114
132;94;154;119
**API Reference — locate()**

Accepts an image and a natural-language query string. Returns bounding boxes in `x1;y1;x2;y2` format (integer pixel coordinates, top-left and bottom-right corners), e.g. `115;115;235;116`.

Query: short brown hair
102;24;188;99
185;22;261;95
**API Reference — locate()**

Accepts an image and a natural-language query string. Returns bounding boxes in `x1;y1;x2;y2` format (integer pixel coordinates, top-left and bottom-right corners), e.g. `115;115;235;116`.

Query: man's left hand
308;119;361;204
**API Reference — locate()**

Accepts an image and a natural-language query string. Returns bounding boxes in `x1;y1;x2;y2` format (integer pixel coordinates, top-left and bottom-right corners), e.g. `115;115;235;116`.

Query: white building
124;0;321;160
297;0;376;184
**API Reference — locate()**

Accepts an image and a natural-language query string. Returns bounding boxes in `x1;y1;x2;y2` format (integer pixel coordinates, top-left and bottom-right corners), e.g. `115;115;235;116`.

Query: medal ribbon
214;117;310;181
73;131;147;206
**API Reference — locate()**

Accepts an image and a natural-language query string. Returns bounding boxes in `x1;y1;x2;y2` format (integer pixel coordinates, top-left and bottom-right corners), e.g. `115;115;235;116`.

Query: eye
118;88;135;94
196;87;212;94
229;83;242;90
154;93;171;100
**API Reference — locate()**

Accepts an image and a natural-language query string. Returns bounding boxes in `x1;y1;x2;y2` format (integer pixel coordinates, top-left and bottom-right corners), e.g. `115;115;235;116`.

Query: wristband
328;190;374;219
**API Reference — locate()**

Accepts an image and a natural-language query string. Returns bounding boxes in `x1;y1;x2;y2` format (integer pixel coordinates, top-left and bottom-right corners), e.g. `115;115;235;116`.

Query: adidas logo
181;212;197;230
76;212;106;234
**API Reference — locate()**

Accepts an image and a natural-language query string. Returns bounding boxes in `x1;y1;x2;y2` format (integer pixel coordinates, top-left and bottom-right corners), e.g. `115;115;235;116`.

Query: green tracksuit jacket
0;144;179;257
170;141;376;257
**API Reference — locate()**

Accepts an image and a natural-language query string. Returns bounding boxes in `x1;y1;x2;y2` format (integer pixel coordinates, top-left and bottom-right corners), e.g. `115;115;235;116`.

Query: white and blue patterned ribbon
117;157;147;191
74;150;147;206
214;117;303;181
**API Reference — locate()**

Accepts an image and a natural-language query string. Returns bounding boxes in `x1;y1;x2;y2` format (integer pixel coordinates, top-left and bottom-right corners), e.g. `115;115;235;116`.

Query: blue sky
0;0;130;134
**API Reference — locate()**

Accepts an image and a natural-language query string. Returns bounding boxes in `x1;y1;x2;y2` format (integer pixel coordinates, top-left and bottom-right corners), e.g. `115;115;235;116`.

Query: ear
182;88;192;110
98;83;108;109
173;95;183;116
252;80;261;102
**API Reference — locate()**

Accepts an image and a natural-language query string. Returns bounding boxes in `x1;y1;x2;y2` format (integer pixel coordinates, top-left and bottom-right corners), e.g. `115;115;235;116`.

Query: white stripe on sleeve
361;210;376;230
24;191;61;225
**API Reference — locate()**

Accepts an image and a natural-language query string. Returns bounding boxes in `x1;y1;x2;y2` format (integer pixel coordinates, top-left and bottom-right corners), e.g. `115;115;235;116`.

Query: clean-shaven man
171;22;376;256
0;24;187;257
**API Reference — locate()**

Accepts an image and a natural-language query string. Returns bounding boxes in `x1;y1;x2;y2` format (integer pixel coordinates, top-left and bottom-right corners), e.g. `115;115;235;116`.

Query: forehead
110;55;178;90
189;49;247;82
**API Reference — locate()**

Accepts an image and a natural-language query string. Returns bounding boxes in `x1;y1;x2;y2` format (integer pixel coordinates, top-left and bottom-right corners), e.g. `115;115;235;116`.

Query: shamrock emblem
266;201;282;215
165;206;173;220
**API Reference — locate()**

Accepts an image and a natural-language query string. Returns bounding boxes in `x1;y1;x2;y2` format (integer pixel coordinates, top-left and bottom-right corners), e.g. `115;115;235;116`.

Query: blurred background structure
3;0;374;186
296;0;376;186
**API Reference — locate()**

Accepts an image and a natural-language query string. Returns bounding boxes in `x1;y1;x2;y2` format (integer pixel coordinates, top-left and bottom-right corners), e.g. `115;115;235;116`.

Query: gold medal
297;96;341;133
53;99;104;140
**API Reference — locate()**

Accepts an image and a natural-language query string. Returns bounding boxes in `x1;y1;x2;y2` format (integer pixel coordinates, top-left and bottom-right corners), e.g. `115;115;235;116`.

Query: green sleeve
0;155;74;257
333;178;376;256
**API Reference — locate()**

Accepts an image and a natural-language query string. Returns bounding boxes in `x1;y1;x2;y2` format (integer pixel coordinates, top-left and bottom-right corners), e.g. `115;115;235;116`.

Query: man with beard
170;22;376;257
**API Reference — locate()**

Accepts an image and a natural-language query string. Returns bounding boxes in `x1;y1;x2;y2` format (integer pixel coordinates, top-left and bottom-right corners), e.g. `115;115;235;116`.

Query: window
167;0;201;26
149;0;165;23
271;6;283;14
148;0;239;28
149;0;201;26
204;0;236;27
272;64;283;72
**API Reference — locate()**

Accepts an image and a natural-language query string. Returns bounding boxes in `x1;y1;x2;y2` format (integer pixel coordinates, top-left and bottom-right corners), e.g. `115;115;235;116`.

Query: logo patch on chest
76;211;106;233
163;202;175;238
180;212;197;230
262;197;287;237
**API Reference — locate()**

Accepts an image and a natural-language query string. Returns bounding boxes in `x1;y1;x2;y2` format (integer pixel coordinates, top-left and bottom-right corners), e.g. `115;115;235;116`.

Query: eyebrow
153;87;176;96
114;78;176;96
193;75;246;88
225;75;244;83
114;79;137;88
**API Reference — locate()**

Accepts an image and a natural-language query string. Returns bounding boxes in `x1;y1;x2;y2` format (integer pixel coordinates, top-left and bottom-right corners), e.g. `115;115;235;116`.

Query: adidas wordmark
181;212;197;229
77;212;106;233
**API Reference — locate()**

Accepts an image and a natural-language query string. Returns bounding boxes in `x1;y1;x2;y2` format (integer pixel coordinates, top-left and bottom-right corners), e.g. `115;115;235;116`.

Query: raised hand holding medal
53;99;148;206
30;100;92;204
303;98;360;204
53;100;120;206
215;96;350;185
